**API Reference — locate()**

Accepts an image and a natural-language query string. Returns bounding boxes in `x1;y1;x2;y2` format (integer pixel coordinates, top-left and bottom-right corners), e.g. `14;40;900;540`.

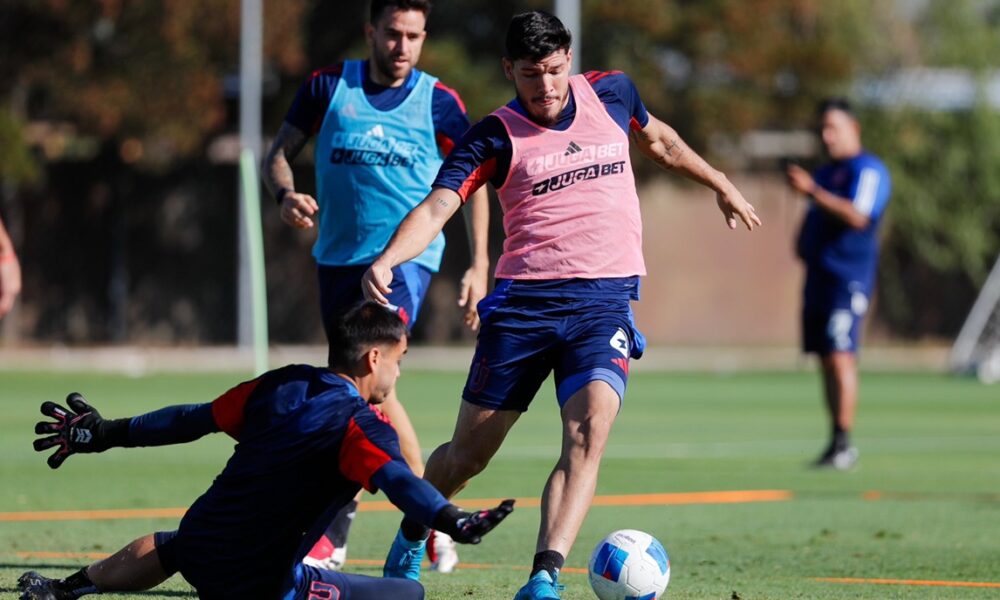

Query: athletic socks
62;568;100;597
400;516;431;543
832;425;850;452
326;499;359;548
530;549;565;580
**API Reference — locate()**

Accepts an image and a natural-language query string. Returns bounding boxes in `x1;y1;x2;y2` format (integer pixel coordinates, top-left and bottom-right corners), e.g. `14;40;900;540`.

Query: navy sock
62;568;100;596
530;550;565;580
832;425;849;451
326;499;358;547
400;517;430;543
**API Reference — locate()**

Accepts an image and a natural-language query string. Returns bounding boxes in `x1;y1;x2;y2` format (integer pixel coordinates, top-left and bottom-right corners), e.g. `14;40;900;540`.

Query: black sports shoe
17;572;77;600
814;444;859;470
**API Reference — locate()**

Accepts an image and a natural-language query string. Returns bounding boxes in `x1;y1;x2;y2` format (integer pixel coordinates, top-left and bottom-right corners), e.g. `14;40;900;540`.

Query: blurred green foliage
1;0;998;339
863;0;1000;335
0;0;308;171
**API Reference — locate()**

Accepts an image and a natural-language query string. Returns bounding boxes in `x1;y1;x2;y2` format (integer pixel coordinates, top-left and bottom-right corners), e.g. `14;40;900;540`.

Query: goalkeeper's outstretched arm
370;460;515;545
33;393;221;469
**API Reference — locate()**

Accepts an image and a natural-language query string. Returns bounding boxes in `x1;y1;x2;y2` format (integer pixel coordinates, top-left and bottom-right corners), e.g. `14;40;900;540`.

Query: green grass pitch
1;369;998;599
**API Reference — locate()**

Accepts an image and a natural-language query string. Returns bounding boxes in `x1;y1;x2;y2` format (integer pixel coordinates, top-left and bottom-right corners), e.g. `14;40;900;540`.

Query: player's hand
458;261;488;331
438;499;515;545
280;192;319;229
33;393;116;469
715;185;761;231
786;164;817;196
362;261;394;305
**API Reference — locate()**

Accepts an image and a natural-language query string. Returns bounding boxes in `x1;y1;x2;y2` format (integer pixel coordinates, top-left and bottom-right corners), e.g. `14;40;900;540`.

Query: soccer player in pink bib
363;11;760;599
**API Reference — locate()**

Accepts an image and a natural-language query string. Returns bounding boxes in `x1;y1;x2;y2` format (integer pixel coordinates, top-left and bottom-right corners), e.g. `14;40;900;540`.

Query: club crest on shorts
609;328;630;358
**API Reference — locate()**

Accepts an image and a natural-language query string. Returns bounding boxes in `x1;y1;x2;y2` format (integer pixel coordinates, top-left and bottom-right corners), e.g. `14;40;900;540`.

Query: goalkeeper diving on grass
18;302;514;600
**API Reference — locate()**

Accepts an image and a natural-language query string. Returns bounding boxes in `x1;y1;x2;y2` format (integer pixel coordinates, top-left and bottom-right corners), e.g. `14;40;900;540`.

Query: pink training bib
491;74;646;279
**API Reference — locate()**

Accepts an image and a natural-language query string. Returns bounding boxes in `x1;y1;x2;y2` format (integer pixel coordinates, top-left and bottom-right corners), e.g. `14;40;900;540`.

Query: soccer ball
588;529;670;600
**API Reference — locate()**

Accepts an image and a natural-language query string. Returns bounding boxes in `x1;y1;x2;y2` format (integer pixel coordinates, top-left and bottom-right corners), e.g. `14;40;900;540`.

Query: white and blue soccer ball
588;529;670;600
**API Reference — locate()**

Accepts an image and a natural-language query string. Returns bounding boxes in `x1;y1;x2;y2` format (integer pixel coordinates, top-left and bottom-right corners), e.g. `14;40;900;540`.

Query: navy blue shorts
280;563;424;600
317;262;432;338
802;277;870;355
463;288;645;412
155;530;423;600
153;530;179;576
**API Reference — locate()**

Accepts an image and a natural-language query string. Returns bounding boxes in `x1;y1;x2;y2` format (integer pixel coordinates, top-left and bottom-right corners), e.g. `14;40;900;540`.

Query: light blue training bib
312;60;445;270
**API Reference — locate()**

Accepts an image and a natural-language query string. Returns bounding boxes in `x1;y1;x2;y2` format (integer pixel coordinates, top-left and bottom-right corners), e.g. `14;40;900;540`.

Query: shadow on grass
2;563;82;570
0;586;196;597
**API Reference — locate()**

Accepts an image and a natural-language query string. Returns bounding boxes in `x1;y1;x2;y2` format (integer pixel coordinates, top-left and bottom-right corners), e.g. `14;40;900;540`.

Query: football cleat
17;572;76;600
302;545;347;571
814;445;859;470
513;570;565;600
429;530;459;573
383;529;426;581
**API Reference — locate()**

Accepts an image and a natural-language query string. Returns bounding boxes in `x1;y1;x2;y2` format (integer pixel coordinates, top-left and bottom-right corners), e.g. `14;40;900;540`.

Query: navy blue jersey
285;61;470;156
796;152;891;292
432;71;649;198
173;365;417;599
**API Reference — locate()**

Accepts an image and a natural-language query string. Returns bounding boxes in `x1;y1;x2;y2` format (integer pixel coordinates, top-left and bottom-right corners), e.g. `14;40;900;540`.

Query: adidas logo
365;124;386;138
564;141;582;156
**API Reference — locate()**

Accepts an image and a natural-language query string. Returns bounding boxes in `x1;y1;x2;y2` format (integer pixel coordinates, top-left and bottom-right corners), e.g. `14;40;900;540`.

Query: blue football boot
513;570;564;600
383;529;426;580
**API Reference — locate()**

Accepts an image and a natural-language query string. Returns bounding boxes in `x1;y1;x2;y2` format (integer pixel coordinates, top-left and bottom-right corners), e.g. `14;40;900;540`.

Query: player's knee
563;421;612;462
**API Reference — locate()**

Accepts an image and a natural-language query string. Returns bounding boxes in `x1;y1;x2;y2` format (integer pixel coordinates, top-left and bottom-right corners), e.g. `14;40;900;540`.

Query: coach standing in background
0;213;21;318
262;0;490;573
786;98;891;471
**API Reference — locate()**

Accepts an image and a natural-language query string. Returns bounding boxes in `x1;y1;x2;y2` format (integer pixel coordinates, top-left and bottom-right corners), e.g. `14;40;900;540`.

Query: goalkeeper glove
433;498;515;544
33;393;129;469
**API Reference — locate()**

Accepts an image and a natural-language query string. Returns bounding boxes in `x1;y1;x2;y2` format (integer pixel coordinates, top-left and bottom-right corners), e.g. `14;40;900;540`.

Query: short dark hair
327;301;408;370
505;10;572;62
817;97;856;119
370;0;431;24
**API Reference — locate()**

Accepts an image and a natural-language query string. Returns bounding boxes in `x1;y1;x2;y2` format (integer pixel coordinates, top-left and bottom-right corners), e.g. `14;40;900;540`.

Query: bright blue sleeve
370;460;451;527
848;156;891;221
128;403;219;447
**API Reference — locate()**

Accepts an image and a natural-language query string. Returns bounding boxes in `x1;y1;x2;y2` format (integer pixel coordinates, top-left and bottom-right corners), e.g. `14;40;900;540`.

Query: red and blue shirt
161;364;447;598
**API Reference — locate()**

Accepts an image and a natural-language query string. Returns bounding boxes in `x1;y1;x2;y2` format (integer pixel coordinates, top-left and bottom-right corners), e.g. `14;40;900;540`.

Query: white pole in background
555;0;581;74
238;0;262;349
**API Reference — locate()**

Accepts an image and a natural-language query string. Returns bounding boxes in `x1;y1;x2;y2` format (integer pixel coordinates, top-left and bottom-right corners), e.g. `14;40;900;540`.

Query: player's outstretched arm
370;460;515;544
631;114;761;231
33;393;220;469
363;187;464;304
